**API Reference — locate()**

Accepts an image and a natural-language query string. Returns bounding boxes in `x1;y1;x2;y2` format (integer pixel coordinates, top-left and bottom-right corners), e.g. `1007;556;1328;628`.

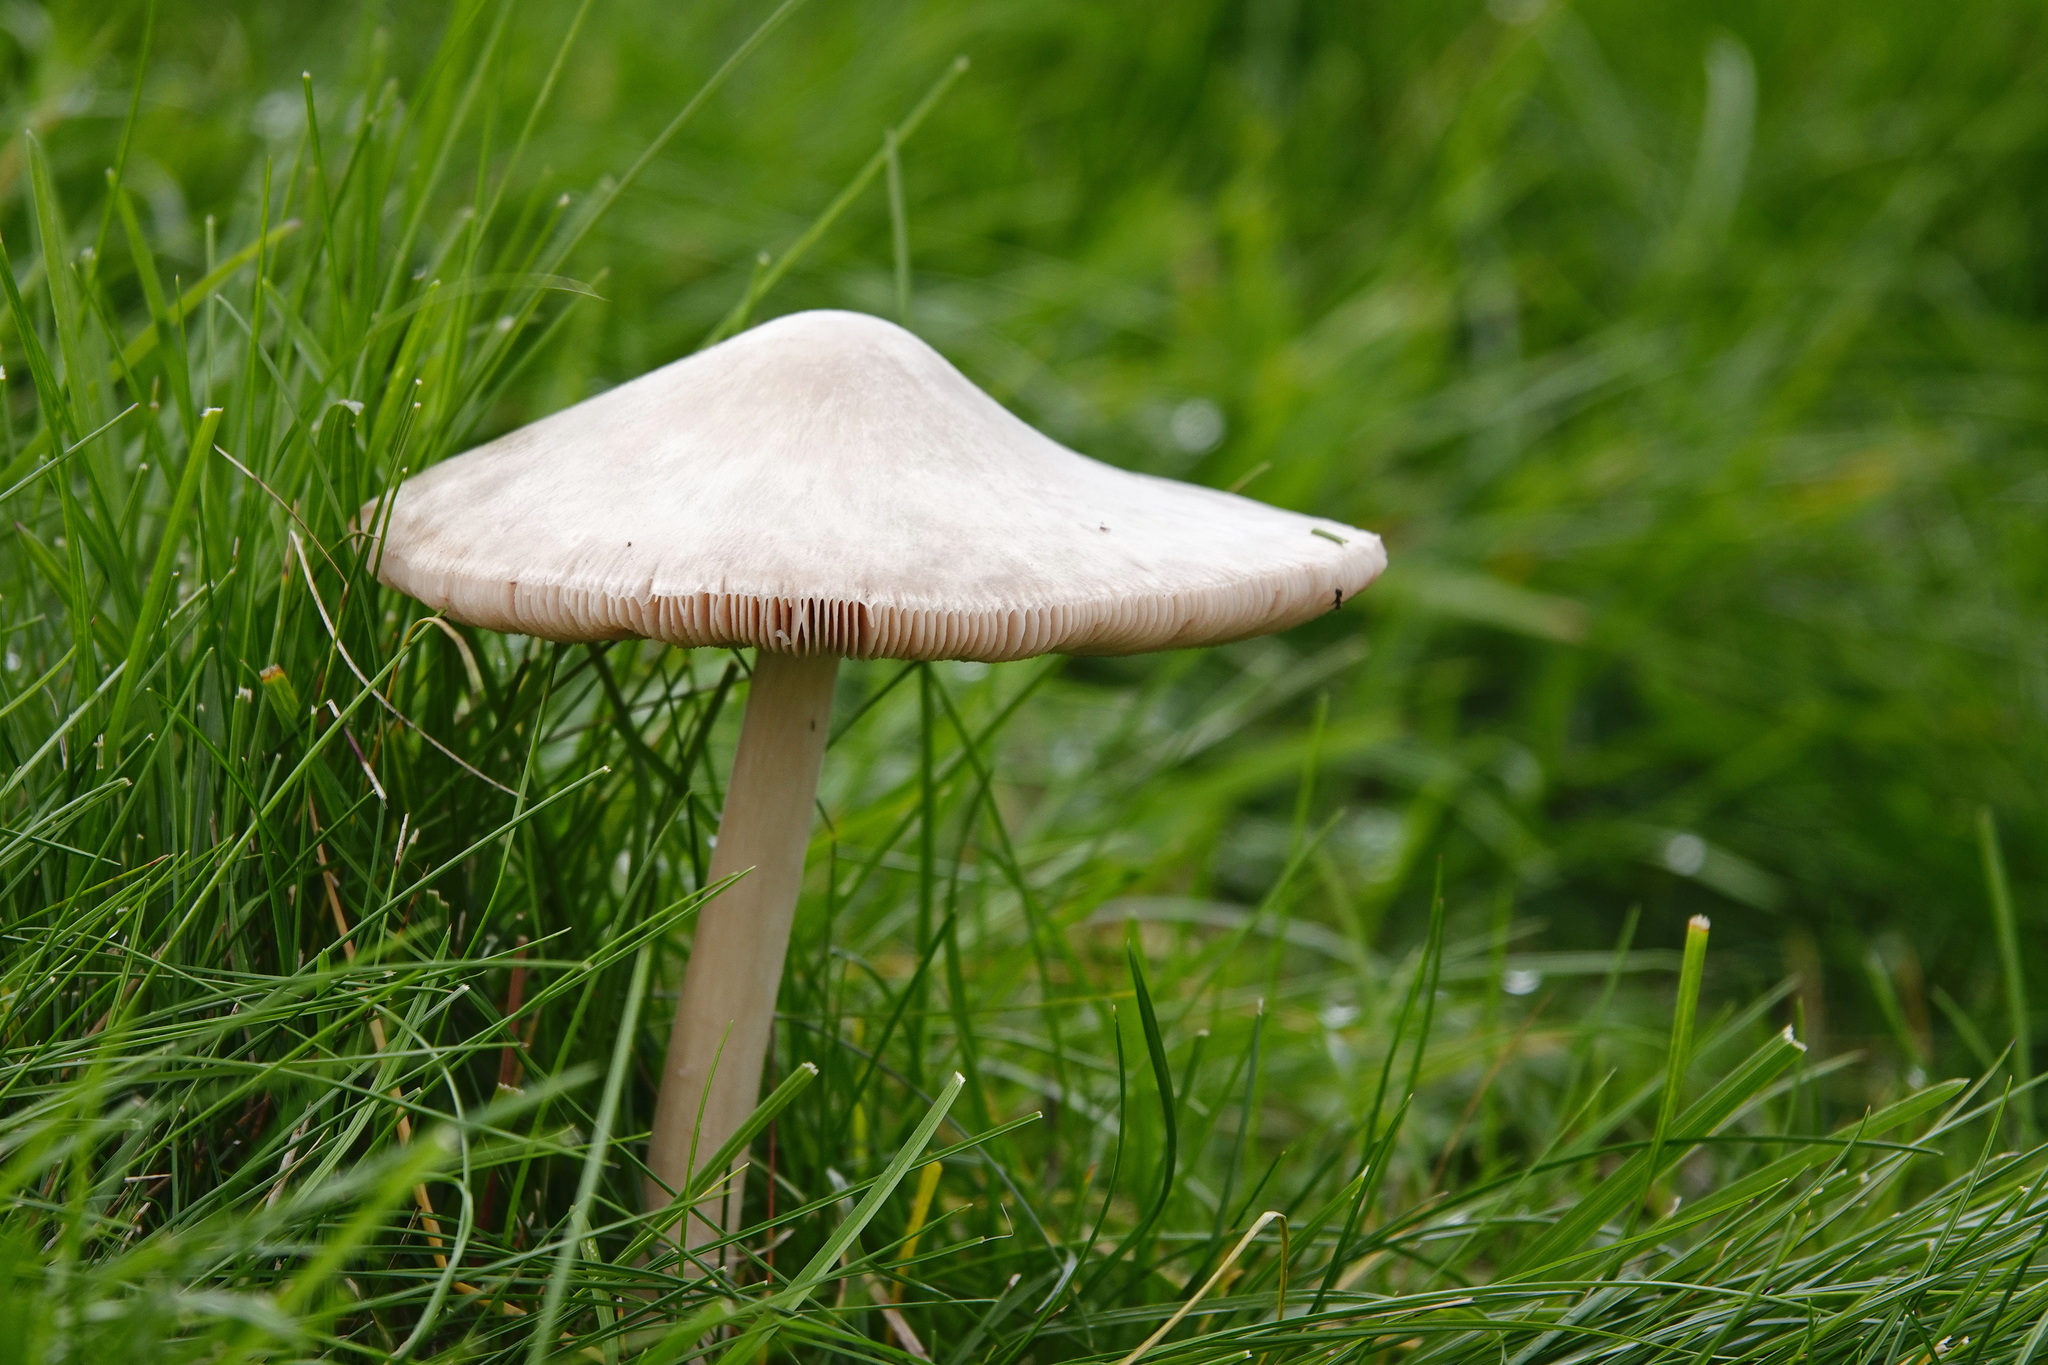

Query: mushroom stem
648;649;839;1256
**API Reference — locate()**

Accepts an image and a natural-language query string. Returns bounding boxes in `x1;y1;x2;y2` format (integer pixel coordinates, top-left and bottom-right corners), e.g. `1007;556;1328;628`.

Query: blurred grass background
48;0;2041;1049
3;0;2048;1356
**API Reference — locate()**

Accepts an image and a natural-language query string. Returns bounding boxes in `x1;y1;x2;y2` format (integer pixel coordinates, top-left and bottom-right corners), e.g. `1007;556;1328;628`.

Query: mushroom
370;309;1386;1257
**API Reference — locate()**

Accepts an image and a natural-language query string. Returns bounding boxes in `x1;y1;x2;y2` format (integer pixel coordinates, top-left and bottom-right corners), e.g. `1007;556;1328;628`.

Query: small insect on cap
369;310;1386;661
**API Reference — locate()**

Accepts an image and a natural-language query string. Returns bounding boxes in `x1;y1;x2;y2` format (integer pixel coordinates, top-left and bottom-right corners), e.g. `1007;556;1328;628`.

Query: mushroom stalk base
648;650;838;1257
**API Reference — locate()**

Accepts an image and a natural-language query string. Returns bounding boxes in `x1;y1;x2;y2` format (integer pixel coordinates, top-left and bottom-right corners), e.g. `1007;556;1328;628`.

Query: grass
3;0;2048;1359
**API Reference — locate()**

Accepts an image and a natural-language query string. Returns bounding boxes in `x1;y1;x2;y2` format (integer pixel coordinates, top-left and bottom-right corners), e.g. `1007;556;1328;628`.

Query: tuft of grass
1;1;2047;1362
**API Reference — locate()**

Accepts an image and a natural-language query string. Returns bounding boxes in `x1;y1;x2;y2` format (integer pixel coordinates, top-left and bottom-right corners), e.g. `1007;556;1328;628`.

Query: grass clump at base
3;2;2048;1362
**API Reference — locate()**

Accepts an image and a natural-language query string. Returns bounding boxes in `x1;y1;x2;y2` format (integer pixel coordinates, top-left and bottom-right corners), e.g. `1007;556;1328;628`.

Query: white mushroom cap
371;310;1385;661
